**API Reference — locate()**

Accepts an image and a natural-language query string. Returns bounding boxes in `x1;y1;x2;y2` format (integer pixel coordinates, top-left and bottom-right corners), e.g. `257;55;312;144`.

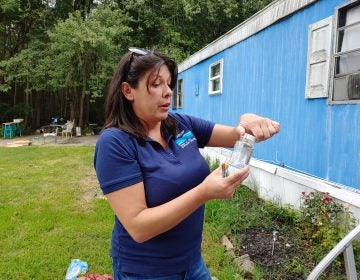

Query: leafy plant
82;126;93;135
205;173;360;278
300;191;355;249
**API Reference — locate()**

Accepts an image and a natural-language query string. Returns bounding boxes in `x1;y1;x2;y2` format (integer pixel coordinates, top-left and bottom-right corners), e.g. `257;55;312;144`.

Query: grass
0;146;239;279
0;146;114;279
1;146;358;279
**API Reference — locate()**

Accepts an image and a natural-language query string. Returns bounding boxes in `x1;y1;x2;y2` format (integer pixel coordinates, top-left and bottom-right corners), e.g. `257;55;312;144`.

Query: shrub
300;191;355;249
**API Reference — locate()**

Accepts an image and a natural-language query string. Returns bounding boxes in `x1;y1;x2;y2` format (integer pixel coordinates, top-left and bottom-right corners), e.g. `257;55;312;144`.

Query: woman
94;48;280;279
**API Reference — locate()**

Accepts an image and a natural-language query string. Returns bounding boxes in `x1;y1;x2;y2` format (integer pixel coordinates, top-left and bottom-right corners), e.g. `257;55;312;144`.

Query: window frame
329;0;360;104
172;78;183;110
208;59;223;95
176;78;183;109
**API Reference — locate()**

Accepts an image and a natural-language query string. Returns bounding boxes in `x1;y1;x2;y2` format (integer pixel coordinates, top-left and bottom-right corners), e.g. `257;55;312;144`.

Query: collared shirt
94;113;215;275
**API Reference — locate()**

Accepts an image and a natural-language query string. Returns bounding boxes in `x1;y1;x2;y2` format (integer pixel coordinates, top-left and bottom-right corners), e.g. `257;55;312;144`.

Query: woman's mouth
160;103;170;109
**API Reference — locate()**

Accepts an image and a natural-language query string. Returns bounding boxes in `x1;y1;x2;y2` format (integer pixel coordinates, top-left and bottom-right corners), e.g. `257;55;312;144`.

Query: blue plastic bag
65;259;88;280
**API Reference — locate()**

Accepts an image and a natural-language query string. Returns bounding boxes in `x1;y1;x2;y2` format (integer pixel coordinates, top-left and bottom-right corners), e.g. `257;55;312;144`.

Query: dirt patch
235;227;307;279
238;228;298;267
79;170;104;202
0;135;99;147
75;168;105;212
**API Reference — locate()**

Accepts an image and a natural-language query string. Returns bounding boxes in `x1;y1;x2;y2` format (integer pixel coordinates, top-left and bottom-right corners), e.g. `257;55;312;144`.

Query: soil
0;134;99;147
235;227;309;280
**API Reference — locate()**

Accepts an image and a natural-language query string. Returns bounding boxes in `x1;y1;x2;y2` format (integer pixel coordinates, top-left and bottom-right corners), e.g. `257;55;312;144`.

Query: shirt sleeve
94;128;143;195
171;113;215;148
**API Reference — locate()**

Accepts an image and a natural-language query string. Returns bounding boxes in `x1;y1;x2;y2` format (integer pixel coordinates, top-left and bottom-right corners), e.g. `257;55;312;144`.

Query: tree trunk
69;87;77;126
13;81;17;105
78;67;87;127
24;81;30;128
85;93;89;125
34;92;41;128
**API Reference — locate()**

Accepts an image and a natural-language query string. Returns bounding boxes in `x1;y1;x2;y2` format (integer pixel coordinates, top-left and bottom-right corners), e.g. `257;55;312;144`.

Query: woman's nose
164;84;173;97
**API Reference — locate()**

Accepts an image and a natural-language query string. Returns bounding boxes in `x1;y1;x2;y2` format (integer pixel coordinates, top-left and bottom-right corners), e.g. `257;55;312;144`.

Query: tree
47;3;132;126
0;0;275;128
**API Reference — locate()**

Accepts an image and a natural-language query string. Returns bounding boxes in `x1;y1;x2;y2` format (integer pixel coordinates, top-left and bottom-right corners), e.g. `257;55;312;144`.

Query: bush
300;191;356;249
0;102;32;123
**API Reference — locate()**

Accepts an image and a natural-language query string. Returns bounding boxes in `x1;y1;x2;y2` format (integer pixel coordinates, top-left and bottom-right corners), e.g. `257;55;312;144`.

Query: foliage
82;126;93;135
300;191;356;250
0;102;32;122
204;157;360;278
202;223;245;279
1;2;133;127
1;0;275;128
47;4;131;95
0;102;11;122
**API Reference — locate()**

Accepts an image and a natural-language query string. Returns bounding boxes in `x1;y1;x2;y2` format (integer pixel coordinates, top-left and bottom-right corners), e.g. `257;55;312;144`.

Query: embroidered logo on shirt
175;130;196;148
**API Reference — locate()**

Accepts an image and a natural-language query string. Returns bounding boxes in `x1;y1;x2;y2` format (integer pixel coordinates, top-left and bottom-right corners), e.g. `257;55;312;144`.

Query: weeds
204;156;360;279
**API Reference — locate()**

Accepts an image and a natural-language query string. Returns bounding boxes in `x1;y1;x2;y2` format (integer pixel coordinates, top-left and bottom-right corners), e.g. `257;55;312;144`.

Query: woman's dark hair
104;49;178;141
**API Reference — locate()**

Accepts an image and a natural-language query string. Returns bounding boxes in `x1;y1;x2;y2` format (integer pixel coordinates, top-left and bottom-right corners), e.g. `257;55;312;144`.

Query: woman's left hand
236;113;280;142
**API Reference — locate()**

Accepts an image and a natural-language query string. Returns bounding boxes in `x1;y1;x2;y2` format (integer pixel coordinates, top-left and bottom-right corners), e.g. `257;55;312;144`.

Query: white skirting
200;147;360;223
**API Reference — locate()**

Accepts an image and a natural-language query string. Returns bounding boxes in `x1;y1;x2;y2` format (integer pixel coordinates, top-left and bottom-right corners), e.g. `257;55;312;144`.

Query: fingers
225;166;250;186
257;118;279;141
213;166;222;176
241;117;280;142
206;165;250;200
224;167;249;199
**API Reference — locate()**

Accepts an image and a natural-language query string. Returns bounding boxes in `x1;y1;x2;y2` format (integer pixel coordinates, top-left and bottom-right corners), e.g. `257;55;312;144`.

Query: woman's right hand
199;165;250;200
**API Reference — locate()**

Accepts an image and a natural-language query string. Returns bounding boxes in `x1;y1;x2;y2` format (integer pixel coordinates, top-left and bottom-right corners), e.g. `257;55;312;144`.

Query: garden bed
204;158;359;279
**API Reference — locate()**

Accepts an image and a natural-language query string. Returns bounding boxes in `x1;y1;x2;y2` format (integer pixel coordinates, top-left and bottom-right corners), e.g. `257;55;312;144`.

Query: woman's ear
121;82;134;101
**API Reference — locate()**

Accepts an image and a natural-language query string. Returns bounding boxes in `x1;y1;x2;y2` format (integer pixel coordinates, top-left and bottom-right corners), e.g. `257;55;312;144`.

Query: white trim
200;147;360;223
208;59;223;95
178;0;319;72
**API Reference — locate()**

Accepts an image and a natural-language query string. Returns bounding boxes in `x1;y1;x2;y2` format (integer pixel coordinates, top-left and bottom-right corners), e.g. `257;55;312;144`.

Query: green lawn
0;146;114;279
0;146;237;279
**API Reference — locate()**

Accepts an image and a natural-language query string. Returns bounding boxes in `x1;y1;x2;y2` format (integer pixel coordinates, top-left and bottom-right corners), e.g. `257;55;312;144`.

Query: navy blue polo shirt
94;113;215;275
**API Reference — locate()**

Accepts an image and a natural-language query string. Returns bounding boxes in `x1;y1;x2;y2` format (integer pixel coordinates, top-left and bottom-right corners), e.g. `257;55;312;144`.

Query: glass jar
228;133;256;168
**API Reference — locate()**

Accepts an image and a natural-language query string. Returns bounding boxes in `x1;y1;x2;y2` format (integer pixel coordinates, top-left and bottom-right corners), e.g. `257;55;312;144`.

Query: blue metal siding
173;0;360;189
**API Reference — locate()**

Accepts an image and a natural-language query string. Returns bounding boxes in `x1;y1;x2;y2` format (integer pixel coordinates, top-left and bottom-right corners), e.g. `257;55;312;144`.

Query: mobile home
172;0;360;220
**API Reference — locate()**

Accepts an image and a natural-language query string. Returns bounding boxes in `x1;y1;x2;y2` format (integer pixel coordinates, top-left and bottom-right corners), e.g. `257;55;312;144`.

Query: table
2;121;22;139
40;124;63;134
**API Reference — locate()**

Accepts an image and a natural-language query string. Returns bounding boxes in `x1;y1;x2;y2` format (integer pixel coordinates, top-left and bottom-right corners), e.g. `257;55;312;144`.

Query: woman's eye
152;80;160;86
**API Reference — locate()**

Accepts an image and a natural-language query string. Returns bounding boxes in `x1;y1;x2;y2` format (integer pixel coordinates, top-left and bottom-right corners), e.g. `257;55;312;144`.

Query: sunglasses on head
124;47;150;80
129;47;149;55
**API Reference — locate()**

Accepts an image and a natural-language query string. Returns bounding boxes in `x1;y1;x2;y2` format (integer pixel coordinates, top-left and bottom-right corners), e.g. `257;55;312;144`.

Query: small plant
301;191;343;225
82;126;93;135
300;191;355;249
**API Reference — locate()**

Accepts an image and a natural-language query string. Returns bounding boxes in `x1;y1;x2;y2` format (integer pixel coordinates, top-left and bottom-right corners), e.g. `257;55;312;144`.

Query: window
172;78;183;109
208;59;223;95
331;1;360;103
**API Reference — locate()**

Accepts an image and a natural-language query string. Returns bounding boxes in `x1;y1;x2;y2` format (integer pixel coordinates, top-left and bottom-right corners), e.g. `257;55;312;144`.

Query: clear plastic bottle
228;133;256;168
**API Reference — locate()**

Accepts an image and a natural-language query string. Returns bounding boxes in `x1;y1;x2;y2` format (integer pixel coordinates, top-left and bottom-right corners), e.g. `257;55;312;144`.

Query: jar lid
243;133;256;143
